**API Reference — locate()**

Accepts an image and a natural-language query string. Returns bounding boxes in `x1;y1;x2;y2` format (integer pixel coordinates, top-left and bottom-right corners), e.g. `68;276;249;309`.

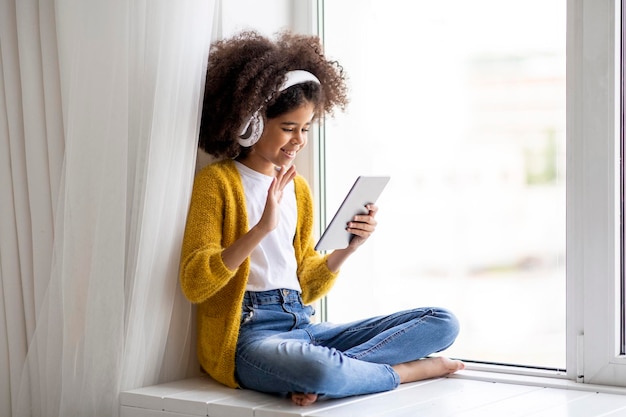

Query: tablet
315;176;390;251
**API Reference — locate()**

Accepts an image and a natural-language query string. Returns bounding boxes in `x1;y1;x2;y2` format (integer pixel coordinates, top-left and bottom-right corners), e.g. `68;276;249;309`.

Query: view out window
321;0;566;369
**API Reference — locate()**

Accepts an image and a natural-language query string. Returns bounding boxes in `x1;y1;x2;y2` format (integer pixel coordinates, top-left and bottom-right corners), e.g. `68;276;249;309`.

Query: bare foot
290;392;318;406
392;356;465;384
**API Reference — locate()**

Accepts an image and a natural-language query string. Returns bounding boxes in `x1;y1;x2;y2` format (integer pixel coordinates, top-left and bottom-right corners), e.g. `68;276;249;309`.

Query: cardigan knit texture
179;159;339;388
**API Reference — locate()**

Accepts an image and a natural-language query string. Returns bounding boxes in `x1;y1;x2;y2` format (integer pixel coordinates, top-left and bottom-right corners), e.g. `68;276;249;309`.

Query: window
320;0;566;371
312;0;626;386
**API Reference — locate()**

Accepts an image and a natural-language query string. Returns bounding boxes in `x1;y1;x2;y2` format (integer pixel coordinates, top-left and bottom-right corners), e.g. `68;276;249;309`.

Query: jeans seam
345;308;434;334
350;311;433;360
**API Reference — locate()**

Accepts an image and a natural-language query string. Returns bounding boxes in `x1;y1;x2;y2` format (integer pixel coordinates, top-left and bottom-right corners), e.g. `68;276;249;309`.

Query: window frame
567;0;626;386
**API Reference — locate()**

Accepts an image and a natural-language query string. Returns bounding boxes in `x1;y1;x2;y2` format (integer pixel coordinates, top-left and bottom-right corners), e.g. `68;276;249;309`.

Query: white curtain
0;0;217;415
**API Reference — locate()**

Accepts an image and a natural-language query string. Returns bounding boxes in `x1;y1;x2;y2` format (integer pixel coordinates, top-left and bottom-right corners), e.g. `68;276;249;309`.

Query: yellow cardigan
179;159;339;388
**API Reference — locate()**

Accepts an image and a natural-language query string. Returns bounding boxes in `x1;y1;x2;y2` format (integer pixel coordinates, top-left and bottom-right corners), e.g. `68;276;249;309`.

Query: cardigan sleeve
292;176;340;304
179;163;244;304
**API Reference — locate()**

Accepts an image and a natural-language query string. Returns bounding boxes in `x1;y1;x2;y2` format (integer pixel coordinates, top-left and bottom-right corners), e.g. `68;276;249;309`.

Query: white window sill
452;364;626;396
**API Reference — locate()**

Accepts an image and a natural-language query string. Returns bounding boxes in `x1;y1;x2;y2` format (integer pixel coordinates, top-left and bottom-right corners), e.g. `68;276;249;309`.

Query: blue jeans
235;289;460;399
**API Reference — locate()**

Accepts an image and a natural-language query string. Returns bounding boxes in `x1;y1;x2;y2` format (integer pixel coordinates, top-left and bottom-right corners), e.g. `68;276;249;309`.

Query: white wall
221;0;293;36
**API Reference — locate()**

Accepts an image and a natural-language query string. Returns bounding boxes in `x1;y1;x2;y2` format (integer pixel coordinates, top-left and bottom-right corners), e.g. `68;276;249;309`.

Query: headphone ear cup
237;111;264;147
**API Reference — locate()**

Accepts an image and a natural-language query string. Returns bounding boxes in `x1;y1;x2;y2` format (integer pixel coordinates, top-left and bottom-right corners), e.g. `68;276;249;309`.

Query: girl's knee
432;307;461;346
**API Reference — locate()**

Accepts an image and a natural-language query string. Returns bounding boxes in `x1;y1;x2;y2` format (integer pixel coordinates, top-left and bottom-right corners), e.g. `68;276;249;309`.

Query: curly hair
198;30;349;159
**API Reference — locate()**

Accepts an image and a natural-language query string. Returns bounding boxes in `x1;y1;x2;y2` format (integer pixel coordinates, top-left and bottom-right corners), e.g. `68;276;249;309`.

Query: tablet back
315;176;390;251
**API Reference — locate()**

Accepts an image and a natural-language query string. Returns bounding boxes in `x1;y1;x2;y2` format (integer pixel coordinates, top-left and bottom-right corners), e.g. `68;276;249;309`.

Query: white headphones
237;70;321;147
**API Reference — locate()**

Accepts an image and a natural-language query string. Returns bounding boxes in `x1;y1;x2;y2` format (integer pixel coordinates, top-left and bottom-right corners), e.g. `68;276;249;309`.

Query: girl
179;30;464;407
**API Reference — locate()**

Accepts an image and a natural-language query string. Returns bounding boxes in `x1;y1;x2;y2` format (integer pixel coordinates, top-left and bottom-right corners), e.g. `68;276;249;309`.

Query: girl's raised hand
257;165;297;233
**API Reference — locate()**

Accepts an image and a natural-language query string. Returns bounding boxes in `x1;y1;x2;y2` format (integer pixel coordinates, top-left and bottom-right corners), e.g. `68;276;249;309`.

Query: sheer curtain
0;0;217;416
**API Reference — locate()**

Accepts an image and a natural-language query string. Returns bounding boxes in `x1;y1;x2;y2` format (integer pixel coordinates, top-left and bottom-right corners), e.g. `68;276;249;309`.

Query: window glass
321;0;566;369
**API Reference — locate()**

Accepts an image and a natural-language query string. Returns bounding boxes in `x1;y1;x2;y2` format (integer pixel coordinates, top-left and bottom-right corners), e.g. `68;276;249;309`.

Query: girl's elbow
179;266;210;304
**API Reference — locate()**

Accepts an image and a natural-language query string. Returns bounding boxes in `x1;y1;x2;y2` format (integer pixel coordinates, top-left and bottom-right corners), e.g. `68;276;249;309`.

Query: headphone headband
278;70;321;92
237;70;321;147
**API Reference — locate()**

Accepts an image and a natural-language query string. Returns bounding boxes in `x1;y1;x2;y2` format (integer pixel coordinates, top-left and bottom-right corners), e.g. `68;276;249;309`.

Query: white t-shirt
235;162;301;292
